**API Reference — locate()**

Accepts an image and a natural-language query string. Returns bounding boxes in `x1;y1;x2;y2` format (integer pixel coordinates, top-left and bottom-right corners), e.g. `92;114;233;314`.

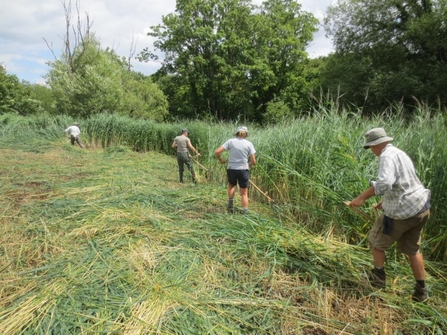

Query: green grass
1;135;446;334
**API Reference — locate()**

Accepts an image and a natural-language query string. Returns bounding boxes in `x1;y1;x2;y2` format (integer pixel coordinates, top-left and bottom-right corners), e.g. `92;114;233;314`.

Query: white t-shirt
65;126;81;137
222;137;256;170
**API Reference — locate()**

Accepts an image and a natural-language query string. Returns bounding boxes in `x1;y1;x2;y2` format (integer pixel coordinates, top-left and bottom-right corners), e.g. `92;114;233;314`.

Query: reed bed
1;110;446;259
176;110;447;261
0;129;446;334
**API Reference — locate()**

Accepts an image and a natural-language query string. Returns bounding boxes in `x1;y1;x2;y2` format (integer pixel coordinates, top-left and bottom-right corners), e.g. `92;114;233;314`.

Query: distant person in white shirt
64;122;83;148
214;126;256;214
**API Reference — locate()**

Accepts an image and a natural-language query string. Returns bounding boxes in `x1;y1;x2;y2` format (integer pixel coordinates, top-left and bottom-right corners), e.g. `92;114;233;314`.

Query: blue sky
0;0;334;85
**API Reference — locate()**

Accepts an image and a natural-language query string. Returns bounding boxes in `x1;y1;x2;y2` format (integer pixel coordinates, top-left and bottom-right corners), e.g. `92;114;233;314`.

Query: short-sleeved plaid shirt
371;144;430;220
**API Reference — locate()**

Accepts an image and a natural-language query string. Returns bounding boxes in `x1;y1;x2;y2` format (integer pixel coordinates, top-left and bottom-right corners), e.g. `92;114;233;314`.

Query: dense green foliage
0;66;44;115
27;82;56;113
46;37;168;121
8;0;447;122
6;0;447;122
323;0;447;113
141;0;318;121
1;126;446;334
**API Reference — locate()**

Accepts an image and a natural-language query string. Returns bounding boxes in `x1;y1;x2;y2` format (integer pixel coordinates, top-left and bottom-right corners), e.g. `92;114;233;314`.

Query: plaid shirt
371;144;430;220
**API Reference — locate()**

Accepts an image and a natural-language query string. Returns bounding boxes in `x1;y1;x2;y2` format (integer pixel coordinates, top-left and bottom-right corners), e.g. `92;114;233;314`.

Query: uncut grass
247;109;447;260
1;138;446;334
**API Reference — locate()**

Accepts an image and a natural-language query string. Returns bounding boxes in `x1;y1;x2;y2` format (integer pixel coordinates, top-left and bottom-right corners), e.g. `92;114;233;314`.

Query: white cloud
0;0;333;83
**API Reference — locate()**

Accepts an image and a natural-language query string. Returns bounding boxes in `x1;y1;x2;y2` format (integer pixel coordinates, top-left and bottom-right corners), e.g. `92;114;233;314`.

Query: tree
263;99;293;124
47;42;168;121
319;53;374;109
120;72;169;121
141;0;254;120
0;65;43;115
140;0;318;121
323;0;447;112
46;1;168;121
27;83;56;114
47;40;125;118
44;0;95;76
249;0;318;117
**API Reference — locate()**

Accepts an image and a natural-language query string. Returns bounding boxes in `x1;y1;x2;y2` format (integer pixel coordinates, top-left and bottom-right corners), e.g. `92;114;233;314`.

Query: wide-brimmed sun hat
234;126;249;136
363;127;393;149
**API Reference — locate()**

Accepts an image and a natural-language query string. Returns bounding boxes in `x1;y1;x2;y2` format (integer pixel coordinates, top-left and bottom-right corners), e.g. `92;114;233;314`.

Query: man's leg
368;216;390;288
185;158;197;183
240;187;248;213
397;210;429;301
409;253;425;280
367;247;387;287
227;184;236;198
179;170;184;183
227;183;235;213
75;137;83;148
177;155;184;183
372;247;386;269
409;253;428;301
399;211;428;282
238;171;250;214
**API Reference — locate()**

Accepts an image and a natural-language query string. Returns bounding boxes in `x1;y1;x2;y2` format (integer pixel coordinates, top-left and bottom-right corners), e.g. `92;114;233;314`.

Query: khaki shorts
368;210;430;255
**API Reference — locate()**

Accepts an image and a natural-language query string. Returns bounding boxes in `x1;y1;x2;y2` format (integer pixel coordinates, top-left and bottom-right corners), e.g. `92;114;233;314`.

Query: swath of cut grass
1;114;447;334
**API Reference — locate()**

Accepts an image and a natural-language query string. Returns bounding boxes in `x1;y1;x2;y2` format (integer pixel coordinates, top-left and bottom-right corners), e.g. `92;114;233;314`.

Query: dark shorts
227;169;249;188
368;210;430;255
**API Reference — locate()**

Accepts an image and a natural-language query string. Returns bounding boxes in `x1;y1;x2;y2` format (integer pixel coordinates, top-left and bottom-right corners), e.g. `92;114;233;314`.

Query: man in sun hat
172;128;200;184
349;127;431;302
64;122;83;148
214;126;256;214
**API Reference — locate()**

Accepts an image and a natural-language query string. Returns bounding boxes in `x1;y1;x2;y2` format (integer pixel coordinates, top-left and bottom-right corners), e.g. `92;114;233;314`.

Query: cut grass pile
0;139;446;334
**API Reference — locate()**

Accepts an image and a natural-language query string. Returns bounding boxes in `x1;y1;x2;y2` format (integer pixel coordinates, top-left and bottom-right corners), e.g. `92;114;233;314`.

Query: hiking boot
368;268;386;288
227;207;234;214
240;208;249;215
412;283;428;302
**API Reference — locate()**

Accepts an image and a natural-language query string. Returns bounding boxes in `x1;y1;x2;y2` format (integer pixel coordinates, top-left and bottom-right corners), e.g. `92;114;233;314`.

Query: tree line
1;0;447;122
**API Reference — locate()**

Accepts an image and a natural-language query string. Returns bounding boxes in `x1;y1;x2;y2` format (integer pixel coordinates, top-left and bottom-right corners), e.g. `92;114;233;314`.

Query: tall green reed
1;108;446;260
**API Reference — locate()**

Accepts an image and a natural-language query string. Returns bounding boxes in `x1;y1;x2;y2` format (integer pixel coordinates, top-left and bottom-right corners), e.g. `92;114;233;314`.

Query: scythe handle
249;180;273;202
343;201;376;222
192;157;209;171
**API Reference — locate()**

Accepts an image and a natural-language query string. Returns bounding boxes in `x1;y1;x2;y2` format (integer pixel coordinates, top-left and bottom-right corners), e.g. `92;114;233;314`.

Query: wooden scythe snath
191;157;209;171
249;180;273;202
343;201;378;222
